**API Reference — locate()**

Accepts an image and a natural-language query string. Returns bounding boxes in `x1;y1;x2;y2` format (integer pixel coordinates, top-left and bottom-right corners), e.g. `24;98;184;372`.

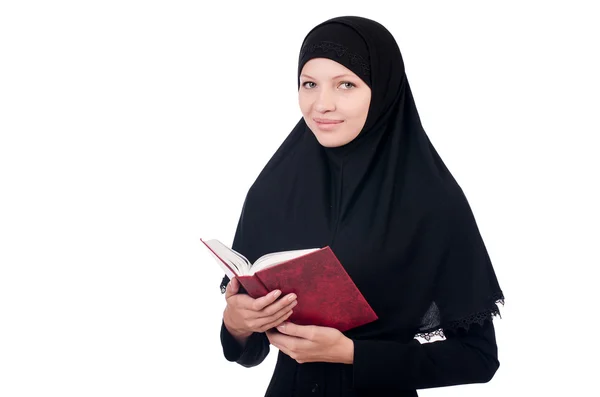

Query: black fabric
351;321;499;392
218;15;504;395
298;22;372;87
219;319;499;396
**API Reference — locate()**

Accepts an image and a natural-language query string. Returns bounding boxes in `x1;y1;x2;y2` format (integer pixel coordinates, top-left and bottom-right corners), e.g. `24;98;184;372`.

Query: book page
206;249;237;280
201;239;251;275
250;248;320;274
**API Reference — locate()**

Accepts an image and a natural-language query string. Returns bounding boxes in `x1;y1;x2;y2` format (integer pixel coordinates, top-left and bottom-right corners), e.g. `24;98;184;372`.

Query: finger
268;335;298;362
229;292;256;310
224;277;239;299
257;309;294;332
265;329;286;349
277;322;316;339
265;329;278;344
250;289;283;311
257;293;297;318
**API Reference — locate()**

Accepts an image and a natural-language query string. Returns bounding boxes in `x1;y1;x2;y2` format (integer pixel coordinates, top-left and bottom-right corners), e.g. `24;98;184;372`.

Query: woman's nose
314;90;335;113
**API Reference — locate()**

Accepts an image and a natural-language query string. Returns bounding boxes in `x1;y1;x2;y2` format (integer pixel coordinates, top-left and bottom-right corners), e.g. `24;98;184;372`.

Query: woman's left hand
266;322;354;364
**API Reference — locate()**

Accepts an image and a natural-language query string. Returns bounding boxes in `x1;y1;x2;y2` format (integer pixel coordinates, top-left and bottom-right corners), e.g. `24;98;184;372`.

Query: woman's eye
340;82;356;89
302;82;316;89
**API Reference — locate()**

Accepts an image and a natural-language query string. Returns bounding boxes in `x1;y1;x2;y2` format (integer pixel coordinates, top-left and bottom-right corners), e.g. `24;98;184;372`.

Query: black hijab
221;16;504;339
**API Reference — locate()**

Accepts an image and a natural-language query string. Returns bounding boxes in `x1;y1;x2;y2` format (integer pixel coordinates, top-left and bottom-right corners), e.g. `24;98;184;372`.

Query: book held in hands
200;238;378;332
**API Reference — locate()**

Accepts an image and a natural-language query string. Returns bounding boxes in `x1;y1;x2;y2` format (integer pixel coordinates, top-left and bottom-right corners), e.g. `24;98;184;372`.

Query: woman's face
299;58;371;148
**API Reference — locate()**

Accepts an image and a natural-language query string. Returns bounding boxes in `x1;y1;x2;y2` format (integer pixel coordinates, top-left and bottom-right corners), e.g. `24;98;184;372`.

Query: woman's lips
313;118;344;130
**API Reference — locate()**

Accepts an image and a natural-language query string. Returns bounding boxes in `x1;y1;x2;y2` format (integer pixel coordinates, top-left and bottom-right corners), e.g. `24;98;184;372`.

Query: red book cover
202;239;378;332
254;247;378;332
235;274;270;297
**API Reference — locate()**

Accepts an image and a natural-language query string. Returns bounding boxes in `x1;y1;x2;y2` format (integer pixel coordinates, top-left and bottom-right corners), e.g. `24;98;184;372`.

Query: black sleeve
351;319;499;391
220;321;271;367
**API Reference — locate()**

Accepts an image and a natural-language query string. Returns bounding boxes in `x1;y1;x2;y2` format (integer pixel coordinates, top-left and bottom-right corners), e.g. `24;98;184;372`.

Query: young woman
218;16;504;396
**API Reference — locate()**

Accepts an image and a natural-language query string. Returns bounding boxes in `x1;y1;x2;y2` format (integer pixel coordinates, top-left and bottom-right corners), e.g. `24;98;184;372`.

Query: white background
1;1;598;396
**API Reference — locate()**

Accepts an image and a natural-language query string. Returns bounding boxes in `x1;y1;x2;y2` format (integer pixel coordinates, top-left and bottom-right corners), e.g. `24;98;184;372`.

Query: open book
201;238;320;279
200;238;378;332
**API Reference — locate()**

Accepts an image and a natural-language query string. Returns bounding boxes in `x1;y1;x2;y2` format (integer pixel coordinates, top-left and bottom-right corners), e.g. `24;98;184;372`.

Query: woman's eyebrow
300;73;354;80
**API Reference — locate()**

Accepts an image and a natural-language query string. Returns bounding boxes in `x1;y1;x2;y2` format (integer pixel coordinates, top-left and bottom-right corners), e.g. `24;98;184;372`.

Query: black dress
220;303;499;396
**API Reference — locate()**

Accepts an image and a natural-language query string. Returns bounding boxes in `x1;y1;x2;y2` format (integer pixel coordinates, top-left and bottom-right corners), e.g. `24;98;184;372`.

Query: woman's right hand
223;277;298;342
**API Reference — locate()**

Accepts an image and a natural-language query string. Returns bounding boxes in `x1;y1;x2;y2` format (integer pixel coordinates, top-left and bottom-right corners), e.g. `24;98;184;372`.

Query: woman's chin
312;132;351;148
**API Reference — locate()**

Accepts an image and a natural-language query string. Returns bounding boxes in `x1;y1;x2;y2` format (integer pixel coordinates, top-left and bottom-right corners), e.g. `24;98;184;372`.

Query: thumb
225;277;239;299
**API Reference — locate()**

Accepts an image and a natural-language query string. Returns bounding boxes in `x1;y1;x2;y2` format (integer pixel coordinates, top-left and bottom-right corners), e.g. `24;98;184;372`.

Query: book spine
237;275;270;299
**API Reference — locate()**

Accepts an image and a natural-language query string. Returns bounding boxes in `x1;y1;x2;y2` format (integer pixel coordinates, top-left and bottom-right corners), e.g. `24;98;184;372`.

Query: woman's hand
266;322;354;364
223;277;297;344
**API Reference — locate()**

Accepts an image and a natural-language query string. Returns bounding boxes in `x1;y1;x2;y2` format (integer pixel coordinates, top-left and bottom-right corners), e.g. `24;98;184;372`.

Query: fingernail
288;294;296;301
273;290;281;298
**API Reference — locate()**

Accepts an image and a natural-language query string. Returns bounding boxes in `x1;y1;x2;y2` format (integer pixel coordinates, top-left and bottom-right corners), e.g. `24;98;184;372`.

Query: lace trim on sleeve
415;293;505;341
